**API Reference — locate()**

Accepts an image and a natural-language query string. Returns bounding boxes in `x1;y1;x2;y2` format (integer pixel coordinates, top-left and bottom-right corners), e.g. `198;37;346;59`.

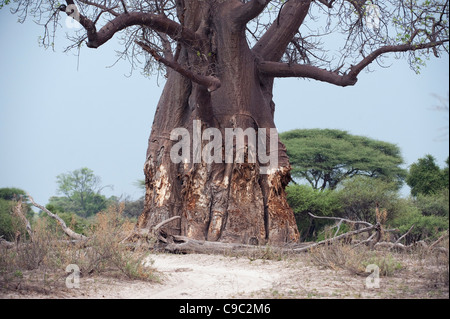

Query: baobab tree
6;0;448;245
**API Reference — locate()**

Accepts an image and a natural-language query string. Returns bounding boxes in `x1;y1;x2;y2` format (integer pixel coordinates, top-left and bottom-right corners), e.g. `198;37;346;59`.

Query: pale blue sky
0;8;449;206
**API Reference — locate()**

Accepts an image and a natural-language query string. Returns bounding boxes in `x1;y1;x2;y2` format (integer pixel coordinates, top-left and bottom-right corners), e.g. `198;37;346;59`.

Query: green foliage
0;0;11;10
0;199;17;241
0;188;26;201
0;188;34;241
286;184;341;241
336;176;400;224
390;204;449;244
413;188;449;217
39;207;91;237
406;154;448;196
362;252;403;277
121;197;144;219
280;129;406;190
55;167;112;217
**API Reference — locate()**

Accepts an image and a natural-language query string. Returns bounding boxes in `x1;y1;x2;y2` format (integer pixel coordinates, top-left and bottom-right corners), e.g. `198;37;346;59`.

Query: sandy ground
2;252;448;299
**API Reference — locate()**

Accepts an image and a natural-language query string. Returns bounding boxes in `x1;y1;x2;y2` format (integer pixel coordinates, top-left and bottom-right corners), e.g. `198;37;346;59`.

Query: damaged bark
136;1;300;245
19;0;446;246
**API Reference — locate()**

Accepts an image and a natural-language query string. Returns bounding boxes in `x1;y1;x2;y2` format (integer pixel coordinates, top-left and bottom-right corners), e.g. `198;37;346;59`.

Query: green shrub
0;199;16;241
336;176;401;224
413;188;449;217
390;204;449;244
286;184;341;241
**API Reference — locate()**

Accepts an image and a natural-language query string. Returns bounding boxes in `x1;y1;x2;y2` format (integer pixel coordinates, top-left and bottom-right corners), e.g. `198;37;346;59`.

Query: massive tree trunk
136;0;299;245
13;0;449;245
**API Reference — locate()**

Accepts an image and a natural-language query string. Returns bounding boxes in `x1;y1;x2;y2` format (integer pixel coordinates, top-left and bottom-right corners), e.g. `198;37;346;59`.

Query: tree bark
136;1;299;245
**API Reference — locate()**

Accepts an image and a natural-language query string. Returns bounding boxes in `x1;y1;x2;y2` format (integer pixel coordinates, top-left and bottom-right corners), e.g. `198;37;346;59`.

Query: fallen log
26;193;88;241
161;235;311;255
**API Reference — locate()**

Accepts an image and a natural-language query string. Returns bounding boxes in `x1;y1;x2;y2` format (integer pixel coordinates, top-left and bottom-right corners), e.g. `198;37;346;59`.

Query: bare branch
253;0;312;62
429;229;449;250
258;38;449;86
346;40;450;80
293;224;376;252
307;212;373;227
257;61;358;86
76;0;120;16
395;224;414;244
136;41;221;92
26;193;88;241
58;4;204;50
153;216;181;233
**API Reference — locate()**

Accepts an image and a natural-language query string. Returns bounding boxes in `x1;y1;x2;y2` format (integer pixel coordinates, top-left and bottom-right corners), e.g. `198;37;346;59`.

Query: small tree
286;184;341;240
55;168;112;217
336;176;399;224
406;155;448;196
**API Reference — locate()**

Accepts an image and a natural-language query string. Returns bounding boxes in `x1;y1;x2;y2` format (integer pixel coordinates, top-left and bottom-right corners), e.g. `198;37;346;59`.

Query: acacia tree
280;129;407;190
6;0;448;244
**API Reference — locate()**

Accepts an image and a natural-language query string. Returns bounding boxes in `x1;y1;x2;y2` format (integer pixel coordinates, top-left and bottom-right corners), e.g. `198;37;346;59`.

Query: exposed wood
161;235;311;255
428;229;449;250
293;224;377;253
307;213;372;227
395;225;415;244
26;193;88;241
153;216;181;233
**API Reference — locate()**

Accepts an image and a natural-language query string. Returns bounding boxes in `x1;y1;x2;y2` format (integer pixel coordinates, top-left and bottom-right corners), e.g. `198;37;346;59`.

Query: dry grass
308;241;403;276
0;203;159;296
307;236;449;291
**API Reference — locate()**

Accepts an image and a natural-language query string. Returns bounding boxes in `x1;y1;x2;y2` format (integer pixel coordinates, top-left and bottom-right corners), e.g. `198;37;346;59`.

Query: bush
390;203;449;244
413;188;449;217
39;207;91;237
0;199;29;242
336;176;400;224
0;203;159;294
286;184;341;241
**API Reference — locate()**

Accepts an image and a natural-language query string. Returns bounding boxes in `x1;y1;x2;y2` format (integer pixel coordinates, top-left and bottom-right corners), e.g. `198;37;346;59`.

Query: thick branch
293;224;377;252
26;193;87;241
253;0;311;61
307;213;372;227
61;4;204;50
136;41;221;92
258;40;449;86
233;0;270;28
257;61;358;86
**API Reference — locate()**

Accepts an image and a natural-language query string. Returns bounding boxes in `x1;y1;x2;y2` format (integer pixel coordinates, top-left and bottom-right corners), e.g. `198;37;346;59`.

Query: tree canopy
53;167;112;217
406;154;449;196
280;129;407;190
0;187;33;241
3;0;449;85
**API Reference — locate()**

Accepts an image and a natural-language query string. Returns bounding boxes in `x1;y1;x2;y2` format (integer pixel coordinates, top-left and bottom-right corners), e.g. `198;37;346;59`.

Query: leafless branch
395;225;415;244
26;193;88;241
136;40;221;92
